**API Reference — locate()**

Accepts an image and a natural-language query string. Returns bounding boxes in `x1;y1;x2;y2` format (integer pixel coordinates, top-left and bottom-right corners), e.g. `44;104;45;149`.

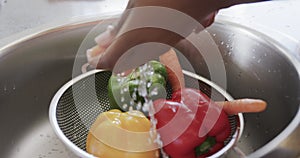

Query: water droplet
123;86;129;92
132;92;137;100
122;104;128;109
152;118;157;125
138;84;148;97
136;102;142;110
130;100;135;106
171;106;177;113
244;133;250;138
150;87;158;96
121;97;125;102
257;59;261;63
120;72;126;76
142;103;149;112
128;106;133;111
117;77;121;82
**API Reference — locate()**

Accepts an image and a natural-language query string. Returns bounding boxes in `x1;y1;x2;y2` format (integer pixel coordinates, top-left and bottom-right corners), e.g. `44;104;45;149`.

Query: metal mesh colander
49;69;244;158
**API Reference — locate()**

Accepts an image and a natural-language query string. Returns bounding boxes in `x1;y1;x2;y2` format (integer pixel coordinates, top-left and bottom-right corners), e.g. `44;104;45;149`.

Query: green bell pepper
108;60;167;111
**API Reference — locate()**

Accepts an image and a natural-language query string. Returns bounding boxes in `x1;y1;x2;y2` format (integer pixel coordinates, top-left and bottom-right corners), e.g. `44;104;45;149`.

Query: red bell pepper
153;88;231;158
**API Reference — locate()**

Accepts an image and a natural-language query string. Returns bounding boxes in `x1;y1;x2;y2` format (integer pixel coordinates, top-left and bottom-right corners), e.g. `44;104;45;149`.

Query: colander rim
49;69;244;158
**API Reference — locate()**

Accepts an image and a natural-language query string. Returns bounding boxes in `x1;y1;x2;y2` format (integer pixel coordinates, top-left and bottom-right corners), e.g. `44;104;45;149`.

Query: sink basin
0;18;299;158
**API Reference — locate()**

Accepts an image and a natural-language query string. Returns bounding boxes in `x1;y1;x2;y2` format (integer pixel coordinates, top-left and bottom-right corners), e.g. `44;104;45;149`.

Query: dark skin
87;0;267;71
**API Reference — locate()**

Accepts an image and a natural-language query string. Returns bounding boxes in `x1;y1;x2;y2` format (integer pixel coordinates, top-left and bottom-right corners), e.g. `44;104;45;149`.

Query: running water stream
117;62;169;158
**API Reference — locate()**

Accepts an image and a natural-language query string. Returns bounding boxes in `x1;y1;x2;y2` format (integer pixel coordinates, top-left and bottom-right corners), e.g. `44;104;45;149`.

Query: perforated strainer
49;69;244;158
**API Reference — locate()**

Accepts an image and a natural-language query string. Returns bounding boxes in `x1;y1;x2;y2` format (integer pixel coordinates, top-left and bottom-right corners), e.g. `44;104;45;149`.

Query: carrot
159;48;185;92
159;48;267;115
215;99;267;115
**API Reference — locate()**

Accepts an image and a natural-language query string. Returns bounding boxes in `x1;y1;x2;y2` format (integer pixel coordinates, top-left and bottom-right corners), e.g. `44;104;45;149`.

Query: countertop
1;0;300;59
0;0;300;52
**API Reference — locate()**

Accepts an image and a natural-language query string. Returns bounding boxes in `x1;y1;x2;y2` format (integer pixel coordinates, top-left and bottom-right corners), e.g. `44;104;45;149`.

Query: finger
94;25;115;48
86;46;105;69
86;25;115;68
97;28;183;71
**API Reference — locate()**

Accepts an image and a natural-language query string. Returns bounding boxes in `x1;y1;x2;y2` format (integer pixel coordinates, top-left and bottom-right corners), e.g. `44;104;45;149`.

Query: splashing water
116;62;168;158
137;63;169;158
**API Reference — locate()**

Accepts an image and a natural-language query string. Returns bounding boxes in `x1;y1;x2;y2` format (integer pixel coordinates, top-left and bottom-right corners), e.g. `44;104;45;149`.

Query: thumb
96;40;122;71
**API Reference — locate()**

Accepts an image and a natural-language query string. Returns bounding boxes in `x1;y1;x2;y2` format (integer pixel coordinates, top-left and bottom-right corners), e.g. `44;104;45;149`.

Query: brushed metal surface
0;25;93;158
0;19;299;158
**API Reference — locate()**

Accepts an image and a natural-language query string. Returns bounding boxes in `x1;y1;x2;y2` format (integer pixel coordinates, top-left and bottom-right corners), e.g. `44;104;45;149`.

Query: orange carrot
159;49;185;92
159;48;267;115
215;99;267;115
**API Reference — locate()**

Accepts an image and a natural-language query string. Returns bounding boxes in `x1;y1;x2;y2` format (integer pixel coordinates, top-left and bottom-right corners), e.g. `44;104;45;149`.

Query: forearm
92;0;270;70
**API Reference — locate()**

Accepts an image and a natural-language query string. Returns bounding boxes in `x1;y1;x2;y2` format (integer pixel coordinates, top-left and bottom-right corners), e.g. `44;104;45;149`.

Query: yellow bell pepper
86;109;159;158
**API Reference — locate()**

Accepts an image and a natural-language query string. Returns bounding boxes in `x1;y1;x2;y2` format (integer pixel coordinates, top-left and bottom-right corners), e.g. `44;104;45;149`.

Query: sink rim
0;16;299;158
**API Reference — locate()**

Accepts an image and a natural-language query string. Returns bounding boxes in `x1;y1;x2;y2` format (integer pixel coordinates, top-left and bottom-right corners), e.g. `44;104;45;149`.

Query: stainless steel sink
0;18;299;158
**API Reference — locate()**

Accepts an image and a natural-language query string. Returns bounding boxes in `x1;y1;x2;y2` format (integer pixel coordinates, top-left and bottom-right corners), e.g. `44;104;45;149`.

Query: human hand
87;0;268;71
